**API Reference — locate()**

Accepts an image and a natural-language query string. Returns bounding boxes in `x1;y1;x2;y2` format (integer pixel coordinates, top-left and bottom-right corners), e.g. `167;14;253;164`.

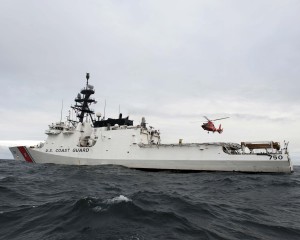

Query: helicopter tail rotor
217;124;223;134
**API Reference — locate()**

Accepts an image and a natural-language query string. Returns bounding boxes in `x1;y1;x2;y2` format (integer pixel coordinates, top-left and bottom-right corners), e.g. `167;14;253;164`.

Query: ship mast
71;73;96;124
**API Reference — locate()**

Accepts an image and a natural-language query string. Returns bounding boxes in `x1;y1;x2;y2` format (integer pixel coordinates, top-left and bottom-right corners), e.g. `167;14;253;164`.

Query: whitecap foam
92;206;102;212
107;195;131;204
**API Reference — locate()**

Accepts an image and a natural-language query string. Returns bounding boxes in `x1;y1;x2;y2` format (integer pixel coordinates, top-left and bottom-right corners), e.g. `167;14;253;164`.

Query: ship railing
138;142;231;148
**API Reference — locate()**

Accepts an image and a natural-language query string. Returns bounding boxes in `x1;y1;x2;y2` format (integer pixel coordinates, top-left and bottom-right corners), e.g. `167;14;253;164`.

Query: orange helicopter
201;116;229;134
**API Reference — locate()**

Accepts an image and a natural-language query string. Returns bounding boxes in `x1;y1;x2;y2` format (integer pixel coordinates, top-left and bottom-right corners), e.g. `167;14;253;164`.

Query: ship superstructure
9;74;293;173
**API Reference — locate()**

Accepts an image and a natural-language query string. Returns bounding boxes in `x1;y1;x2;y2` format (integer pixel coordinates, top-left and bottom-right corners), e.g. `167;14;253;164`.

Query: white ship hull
9;141;293;173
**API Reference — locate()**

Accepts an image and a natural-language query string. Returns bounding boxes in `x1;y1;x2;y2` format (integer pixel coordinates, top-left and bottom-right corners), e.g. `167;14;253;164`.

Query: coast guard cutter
9;74;293;173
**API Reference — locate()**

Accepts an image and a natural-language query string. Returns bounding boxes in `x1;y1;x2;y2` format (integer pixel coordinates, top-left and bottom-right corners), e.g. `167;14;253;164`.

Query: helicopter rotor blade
211;117;230;121
203;116;210;121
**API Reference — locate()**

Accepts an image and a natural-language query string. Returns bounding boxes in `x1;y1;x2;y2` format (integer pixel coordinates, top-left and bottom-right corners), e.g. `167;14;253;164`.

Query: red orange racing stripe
17;146;35;163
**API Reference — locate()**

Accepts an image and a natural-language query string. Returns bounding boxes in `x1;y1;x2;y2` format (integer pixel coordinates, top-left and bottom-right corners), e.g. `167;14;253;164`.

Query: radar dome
96;112;102;117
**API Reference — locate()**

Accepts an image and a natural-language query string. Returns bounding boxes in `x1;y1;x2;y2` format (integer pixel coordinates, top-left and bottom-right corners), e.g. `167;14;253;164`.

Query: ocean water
0;159;299;240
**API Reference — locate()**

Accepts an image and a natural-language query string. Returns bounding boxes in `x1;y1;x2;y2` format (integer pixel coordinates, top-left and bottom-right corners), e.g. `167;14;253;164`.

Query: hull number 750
269;155;283;160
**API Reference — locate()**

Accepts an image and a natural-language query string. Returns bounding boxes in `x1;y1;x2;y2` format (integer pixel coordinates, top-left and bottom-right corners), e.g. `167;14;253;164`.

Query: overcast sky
0;0;300;163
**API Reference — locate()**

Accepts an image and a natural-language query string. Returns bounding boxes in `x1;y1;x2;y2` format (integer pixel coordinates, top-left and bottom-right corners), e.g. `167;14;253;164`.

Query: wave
0;194;225;240
2;189;299;240
1;161;300;240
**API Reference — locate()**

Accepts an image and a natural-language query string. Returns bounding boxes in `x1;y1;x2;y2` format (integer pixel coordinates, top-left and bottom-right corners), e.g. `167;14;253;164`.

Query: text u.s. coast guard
45;148;90;153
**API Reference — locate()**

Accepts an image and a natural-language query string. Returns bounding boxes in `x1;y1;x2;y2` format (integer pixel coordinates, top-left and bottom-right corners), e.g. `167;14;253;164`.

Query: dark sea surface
0;159;300;240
